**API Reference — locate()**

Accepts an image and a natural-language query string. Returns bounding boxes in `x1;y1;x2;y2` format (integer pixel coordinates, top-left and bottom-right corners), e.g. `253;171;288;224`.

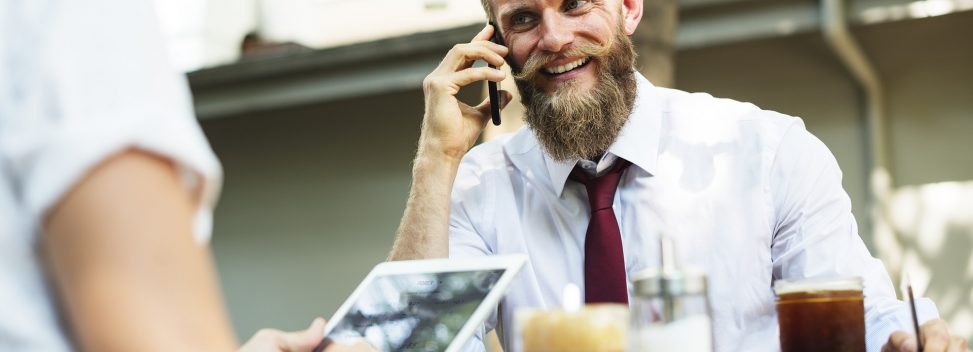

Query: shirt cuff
866;298;940;352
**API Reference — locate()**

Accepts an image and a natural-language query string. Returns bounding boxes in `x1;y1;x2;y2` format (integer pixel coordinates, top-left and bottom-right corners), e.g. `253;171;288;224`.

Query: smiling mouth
542;57;592;76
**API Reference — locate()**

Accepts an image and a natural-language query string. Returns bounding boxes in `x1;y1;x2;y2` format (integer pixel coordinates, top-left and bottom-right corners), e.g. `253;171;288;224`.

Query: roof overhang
189;0;972;120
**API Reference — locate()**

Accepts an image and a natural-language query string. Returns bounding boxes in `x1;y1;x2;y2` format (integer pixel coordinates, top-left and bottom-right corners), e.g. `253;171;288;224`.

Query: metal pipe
820;0;892;246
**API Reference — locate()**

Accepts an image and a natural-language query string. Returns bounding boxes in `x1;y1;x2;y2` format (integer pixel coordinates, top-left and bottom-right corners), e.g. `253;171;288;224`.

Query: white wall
156;0;485;71
202;88;483;336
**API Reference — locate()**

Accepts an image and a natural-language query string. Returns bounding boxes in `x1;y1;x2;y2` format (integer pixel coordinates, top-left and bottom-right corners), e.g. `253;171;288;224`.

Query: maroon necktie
570;159;631;304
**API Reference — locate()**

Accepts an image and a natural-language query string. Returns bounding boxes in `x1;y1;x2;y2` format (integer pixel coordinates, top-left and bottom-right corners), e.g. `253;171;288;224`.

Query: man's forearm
389;151;463;261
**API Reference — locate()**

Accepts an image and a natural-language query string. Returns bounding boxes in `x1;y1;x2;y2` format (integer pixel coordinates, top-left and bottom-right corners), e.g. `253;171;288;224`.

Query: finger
326;339;377;352
923;319;951;352
240;328;284;352
278;318;327;352
472;23;493;42
889;331;918;352
303;318;326;346
469;24;509;51
423;66;504;96
440;43;507;72
945;336;967;352
448;66;506;89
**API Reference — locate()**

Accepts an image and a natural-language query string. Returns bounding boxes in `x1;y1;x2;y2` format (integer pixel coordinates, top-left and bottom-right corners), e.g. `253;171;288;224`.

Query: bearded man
387;0;966;351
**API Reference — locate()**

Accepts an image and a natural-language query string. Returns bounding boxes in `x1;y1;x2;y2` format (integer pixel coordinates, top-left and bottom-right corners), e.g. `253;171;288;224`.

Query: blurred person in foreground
387;0;967;351
0;1;364;351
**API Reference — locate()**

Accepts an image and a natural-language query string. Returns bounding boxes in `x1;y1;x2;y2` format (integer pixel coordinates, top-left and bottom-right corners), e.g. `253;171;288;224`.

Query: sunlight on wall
155;0;486;71
858;0;973;24
297;0;484;49
885;180;973;340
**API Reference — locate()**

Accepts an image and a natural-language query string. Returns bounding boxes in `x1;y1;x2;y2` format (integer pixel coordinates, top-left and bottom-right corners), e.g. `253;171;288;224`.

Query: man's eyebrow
499;3;533;19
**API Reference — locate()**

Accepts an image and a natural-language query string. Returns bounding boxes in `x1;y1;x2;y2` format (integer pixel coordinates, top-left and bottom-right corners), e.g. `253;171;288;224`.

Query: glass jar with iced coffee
774;276;866;352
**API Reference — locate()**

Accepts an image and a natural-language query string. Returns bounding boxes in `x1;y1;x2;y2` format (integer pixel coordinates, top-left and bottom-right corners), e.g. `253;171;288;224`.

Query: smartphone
488;21;504;126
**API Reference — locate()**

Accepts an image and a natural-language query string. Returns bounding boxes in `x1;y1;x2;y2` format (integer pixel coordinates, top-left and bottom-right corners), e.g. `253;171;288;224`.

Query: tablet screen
326;269;506;352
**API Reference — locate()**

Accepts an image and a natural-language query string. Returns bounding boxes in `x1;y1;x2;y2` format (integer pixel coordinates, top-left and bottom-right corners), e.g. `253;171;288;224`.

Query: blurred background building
154;0;973;346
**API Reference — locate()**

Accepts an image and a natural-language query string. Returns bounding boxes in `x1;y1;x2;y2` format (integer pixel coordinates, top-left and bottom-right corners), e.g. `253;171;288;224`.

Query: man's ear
620;0;643;35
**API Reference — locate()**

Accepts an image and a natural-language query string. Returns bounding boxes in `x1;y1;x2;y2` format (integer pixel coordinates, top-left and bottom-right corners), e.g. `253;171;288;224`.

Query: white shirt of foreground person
448;73;938;352
0;0;221;350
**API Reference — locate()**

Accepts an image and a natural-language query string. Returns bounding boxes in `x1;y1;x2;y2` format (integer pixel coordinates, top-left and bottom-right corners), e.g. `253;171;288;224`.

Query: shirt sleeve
448;155;499;350
0;0;221;242
449;157;495;259
769;121;938;352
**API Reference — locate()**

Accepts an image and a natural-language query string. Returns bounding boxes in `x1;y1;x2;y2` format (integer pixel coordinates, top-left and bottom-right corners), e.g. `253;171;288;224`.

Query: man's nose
537;12;574;53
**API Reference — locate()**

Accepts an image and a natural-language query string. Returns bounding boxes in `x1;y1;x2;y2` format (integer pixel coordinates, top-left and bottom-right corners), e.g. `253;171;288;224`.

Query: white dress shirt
449;73;938;351
0;1;221;350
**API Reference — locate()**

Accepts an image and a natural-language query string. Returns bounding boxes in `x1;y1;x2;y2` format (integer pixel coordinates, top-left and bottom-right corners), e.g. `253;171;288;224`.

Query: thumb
475;90;513;116
886;331;918;352
279;317;326;352
499;90;513;110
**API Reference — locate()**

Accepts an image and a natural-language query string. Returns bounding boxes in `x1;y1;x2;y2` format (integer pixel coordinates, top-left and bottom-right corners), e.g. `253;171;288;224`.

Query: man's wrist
413;149;462;175
416;140;466;168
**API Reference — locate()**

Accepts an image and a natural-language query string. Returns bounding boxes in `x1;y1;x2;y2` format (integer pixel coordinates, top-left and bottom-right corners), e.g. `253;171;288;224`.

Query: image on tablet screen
327;270;505;352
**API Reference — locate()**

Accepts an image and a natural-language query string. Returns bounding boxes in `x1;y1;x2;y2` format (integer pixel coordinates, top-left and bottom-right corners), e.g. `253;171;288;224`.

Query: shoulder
656;87;809;152
662;88;842;181
661;87;803;133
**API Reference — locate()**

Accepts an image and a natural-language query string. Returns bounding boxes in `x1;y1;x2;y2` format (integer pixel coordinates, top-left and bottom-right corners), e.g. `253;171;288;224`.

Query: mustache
512;39;615;82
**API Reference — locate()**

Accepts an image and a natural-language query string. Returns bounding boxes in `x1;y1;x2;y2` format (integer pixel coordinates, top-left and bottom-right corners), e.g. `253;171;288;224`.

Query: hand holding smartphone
488;21;504;126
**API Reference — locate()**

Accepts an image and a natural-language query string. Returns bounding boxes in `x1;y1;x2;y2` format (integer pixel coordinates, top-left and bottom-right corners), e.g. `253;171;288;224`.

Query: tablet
317;255;527;352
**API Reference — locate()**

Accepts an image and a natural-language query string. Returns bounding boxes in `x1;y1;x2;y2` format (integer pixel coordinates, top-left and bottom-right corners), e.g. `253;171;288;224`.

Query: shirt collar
526;72;663;196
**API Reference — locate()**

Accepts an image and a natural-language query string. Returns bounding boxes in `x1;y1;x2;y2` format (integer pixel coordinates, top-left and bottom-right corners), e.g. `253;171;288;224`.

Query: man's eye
565;0;587;11
512;13;535;25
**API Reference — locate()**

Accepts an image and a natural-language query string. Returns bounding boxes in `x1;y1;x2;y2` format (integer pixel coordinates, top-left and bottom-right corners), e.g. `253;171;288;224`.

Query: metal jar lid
631;235;708;297
632;267;708;297
773;276;863;296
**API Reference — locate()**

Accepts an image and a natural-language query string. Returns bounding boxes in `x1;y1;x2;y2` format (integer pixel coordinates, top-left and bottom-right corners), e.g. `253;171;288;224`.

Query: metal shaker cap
631;235;708;297
632;267;707;297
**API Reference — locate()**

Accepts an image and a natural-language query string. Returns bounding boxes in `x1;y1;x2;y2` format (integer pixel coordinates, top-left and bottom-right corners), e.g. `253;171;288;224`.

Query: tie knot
571;160;631;211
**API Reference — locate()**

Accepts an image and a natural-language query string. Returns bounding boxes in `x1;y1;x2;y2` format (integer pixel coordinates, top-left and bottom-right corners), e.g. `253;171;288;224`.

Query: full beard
513;30;638;162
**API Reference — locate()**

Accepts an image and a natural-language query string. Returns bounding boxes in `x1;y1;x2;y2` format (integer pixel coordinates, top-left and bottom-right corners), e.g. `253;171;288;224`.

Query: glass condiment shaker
628;236;713;352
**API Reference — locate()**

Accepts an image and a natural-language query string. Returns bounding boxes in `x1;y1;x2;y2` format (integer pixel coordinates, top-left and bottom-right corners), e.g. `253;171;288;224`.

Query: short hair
481;0;495;21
